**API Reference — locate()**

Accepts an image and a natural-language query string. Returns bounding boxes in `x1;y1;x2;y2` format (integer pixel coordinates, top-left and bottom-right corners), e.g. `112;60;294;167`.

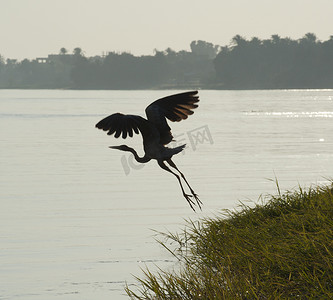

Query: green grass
125;183;333;299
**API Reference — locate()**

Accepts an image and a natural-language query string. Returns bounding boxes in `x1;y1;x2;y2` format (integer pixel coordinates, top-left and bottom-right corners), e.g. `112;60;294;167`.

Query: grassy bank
126;183;333;299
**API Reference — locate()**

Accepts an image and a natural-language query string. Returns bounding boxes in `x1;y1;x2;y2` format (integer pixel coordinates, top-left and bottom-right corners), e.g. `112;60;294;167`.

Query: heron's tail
172;144;186;155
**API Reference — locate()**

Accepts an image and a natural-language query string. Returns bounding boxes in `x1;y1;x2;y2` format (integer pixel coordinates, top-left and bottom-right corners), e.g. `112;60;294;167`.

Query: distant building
35;54;74;64
36;57;48;63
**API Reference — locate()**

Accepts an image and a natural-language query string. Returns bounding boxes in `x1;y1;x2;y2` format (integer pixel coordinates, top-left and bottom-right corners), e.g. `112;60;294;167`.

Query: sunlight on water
0;89;333;299
245;111;333;117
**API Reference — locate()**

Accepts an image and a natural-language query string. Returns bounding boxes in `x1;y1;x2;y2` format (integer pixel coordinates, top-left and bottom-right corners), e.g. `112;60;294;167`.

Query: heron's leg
166;159;202;209
157;160;196;211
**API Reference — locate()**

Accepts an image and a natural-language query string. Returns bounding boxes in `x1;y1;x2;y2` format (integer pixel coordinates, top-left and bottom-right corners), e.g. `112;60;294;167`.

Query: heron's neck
126;147;151;163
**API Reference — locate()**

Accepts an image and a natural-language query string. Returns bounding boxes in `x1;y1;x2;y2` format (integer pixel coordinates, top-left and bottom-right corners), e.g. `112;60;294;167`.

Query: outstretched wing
95;113;150;139
145;91;199;144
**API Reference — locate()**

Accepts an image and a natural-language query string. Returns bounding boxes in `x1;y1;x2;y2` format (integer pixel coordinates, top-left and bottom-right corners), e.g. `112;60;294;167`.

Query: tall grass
126;183;333;299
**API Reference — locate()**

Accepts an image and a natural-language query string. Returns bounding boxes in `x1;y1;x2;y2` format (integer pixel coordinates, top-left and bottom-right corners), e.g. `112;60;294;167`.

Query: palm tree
73;47;83;56
59;47;68;55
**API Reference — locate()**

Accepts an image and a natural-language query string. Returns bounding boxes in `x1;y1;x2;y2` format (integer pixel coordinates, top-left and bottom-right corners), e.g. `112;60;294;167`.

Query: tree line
214;33;333;89
1;34;332;89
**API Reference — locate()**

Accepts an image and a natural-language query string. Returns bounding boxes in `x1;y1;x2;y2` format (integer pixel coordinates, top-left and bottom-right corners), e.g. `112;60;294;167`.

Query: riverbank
126;183;333;299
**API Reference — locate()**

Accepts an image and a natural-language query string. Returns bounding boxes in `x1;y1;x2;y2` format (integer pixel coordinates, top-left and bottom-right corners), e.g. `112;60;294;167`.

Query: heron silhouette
95;91;202;211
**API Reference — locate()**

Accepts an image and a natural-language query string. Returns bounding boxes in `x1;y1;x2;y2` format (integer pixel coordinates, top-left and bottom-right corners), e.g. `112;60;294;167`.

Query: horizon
2;32;332;62
1;0;333;60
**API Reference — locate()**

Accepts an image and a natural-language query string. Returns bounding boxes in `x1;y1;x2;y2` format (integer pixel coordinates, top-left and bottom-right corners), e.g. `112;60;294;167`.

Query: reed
125;182;333;299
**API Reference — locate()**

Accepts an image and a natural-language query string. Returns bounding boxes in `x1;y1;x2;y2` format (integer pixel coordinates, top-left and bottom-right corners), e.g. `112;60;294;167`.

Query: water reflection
245;111;333;117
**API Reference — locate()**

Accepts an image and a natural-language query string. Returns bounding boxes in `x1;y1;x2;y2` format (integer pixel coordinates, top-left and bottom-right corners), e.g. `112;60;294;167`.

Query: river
1;89;332;299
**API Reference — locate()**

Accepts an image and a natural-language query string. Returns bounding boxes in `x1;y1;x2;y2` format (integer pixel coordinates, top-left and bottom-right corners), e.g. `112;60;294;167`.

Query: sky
1;0;333;60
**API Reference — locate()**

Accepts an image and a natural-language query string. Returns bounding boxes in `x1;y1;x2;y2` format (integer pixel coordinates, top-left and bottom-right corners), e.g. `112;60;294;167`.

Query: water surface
1;89;332;299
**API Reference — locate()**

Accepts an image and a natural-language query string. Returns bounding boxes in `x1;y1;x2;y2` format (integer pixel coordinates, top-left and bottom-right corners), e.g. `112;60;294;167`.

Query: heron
95;91;202;211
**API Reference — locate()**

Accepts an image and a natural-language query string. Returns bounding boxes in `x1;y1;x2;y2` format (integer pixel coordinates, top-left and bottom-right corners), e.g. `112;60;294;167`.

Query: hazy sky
1;0;332;60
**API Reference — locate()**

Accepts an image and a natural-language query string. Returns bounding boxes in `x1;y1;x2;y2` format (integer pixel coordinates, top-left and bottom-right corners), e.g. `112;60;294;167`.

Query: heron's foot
189;190;202;210
183;193;196;211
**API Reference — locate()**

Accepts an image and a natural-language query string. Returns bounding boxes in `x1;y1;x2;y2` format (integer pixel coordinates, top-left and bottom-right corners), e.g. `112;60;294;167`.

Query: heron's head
109;145;132;152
